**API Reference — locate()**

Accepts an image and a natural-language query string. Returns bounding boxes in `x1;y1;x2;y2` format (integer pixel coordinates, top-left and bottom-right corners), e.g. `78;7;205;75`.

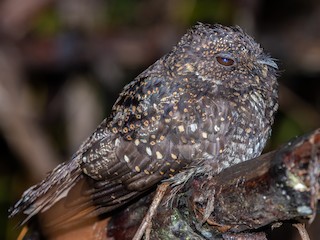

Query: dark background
1;0;319;239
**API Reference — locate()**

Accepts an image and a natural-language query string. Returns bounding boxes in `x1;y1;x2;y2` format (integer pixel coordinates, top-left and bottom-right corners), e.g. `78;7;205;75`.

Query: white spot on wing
178;125;185;132
156;151;163;159
124;155;130;163
146;147;152;156
202;132;208;138
115;138;120;147
190;123;197;132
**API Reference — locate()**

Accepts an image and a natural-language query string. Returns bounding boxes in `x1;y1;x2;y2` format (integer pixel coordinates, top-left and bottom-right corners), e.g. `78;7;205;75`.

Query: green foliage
32;9;61;36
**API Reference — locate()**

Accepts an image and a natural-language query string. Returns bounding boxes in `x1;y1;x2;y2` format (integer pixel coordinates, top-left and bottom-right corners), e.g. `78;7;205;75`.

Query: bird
9;23;279;236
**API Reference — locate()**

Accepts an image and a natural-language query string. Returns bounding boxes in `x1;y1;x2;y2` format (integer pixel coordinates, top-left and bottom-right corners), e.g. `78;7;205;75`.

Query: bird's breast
217;90;271;170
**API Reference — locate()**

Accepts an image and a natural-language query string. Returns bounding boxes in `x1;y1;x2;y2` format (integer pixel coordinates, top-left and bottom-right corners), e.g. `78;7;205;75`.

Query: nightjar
9;23;278;232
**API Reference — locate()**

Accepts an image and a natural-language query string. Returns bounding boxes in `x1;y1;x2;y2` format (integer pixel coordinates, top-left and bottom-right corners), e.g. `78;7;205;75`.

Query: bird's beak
257;58;278;70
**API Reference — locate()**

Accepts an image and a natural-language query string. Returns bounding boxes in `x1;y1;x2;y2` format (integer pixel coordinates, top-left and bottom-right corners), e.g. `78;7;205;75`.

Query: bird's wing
9;75;237;231
75;76;237;220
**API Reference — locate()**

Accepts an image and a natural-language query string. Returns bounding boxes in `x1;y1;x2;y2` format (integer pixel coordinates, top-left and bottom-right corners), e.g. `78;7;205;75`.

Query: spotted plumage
9;23;278;230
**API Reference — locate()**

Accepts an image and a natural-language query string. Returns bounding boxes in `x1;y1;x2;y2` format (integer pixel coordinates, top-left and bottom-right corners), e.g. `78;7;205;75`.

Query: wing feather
10;74;237;231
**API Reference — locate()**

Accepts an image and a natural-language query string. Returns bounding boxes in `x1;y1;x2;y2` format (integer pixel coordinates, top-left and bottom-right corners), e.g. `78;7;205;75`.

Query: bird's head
167;23;278;97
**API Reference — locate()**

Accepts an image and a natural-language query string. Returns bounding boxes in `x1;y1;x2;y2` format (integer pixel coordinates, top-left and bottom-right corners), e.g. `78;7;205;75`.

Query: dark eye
216;56;235;67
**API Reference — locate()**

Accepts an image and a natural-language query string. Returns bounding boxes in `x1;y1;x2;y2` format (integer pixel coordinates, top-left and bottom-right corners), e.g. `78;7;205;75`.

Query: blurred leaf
107;0;137;25
190;0;234;24
272;113;304;147
32;8;61;36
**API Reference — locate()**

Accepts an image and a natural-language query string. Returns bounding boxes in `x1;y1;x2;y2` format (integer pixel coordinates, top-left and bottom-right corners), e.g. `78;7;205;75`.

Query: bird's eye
216;56;235;67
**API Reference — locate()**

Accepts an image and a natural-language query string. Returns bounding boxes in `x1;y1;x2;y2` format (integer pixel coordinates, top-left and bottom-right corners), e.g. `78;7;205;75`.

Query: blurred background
1;0;319;239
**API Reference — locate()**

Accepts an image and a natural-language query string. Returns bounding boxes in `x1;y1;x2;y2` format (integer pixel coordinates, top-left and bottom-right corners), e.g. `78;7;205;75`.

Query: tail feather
9;159;82;225
9;158;144;234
